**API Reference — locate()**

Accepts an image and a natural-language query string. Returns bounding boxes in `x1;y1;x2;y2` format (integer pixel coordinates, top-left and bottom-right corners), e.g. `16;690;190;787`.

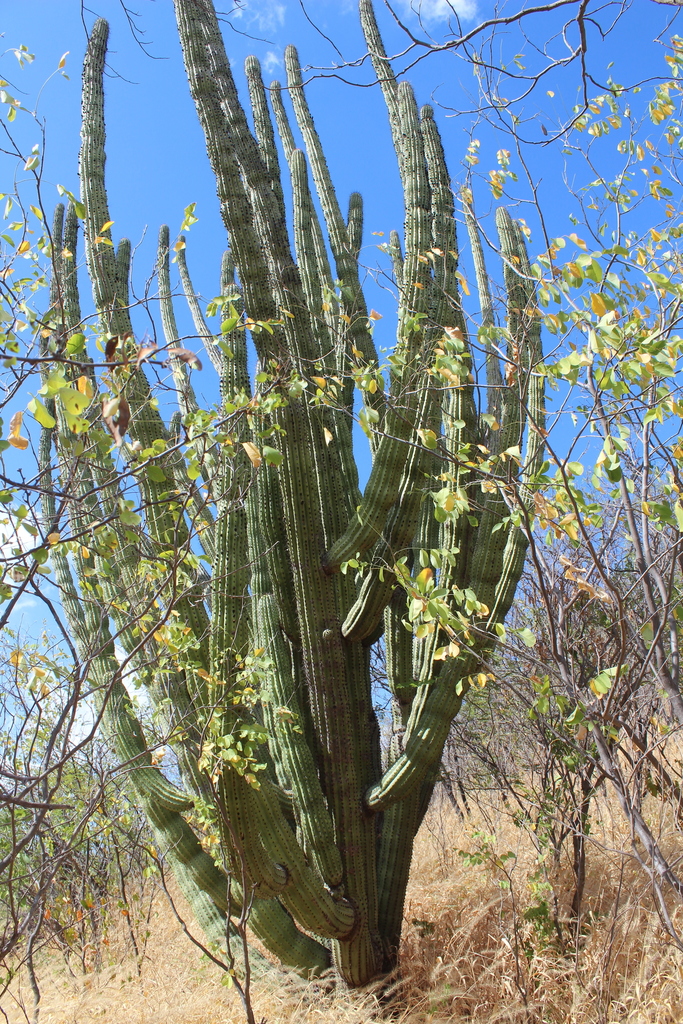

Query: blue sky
2;0;678;332
0;0;680;633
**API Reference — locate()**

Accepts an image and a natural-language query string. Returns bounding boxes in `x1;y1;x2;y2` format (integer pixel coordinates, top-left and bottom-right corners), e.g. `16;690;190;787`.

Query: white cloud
262;51;283;74
396;0;478;24
231;1;286;35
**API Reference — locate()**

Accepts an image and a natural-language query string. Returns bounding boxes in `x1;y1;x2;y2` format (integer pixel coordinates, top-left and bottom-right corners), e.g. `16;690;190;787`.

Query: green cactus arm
364;654;474;812
366;208;545;812
419;105;467;339
496;208;545;477
80;20;212;666
173;0;282;347
290;148;334;363
379;586;421;933
156;224;223;567
340;400;433;642
464;199;504;423
270;83;339;370
248;499;341;888
249;900;332;975
209;481;250;681
38;525;324;975
376;792;421;961
251;574;343;886
175;241;222;375
219;252;251;396
80;20;132;339
115;236;131;317
389;229;404;293
48;465;327;973
358;0;401;165
157;225;200;419
466;210;541;612
416;104;477;672
324;82;434;575
245;55;286;220
216;764;357;939
47;203;65;320
289;147;359;503
346;192;363;261
50;207;211;789
253;780;356;938
61;203;84;330
284;45;380;375
409;485;447;684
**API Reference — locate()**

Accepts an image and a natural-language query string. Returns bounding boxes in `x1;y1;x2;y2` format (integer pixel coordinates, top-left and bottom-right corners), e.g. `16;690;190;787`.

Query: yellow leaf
16;240;30;255
58;52;69;69
456;271;470;296
76;375;94;399
311;376;327;390
46;532;60;546
340;313;351;325
8;410;29;449
368;309;382;320
568;233;587;250
99;220;114;232
416;567;433;589
9;649;24;667
591;292;607;317
241;441;262;468
323;427;333;446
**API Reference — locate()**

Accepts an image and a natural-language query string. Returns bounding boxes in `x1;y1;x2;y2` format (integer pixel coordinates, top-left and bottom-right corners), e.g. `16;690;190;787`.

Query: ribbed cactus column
44;0;546;988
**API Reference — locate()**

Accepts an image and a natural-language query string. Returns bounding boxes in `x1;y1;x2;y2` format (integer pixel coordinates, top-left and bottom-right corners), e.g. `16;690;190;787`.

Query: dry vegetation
5;793;683;1024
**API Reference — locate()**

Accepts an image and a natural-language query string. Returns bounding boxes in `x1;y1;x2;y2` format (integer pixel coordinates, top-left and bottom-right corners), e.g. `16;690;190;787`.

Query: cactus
40;1;545;987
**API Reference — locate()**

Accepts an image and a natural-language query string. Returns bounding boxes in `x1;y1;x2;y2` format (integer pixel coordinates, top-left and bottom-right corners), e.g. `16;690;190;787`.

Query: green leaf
66;332;86;354
120;507;142;528
565;704;585;727
262;446;283;467
28;397;56;429
675;502;683;533
517;628;536;647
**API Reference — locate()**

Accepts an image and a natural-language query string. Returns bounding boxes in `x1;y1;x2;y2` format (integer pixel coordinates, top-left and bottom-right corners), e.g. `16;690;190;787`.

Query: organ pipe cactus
40;0;545;987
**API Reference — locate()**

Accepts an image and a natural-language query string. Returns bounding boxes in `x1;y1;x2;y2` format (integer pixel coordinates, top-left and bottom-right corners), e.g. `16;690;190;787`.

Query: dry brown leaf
167;347;202;370
136;344;158;368
102;394;130;447
105;336;119;363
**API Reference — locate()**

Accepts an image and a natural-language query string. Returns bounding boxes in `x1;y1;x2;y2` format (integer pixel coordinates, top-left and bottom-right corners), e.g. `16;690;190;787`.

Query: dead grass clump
394;799;683;1023
5;801;683;1024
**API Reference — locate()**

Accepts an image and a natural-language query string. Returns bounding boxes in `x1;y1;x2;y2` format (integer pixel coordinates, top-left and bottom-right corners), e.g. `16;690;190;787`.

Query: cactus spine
42;0;545;986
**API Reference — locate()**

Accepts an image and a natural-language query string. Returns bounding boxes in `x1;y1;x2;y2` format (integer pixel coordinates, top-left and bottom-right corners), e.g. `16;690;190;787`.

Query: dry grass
6;798;683;1024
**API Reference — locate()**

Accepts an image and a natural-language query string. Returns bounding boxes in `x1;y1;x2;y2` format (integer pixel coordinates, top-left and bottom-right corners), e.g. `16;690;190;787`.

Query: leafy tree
25;0;545;986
